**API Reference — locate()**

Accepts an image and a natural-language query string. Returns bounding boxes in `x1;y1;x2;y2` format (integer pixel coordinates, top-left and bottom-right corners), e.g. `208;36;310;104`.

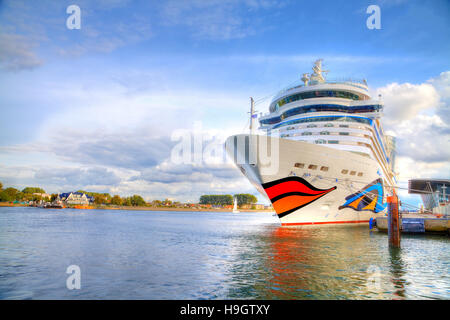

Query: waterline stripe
281;220;370;226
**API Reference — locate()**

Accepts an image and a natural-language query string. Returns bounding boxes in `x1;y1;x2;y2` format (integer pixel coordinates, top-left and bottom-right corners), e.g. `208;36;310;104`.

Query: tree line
199;194;258;206
0;181;259;208
0;183;51;202
0;182;147;207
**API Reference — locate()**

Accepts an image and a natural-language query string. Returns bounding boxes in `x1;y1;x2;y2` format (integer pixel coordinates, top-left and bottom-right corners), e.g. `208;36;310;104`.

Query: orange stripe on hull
272;194;324;214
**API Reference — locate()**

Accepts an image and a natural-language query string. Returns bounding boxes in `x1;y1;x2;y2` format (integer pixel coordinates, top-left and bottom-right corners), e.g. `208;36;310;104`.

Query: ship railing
275;78;369;97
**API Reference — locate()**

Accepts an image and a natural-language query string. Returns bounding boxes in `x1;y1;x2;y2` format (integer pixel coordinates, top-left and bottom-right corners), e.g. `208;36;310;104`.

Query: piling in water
387;190;401;248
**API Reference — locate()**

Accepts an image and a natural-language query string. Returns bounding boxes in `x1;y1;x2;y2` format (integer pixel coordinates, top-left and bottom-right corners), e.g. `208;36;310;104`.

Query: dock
376;214;449;234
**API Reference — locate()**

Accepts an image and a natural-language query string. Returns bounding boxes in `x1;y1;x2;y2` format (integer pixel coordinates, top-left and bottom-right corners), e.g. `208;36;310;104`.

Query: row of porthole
294;162;363;177
342;169;363;176
294;163;328;172
280;132;358;138
289;124;350;129
285;123;366;131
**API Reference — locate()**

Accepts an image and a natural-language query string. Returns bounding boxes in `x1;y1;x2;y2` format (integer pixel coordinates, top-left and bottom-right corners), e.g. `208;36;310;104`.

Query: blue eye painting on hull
339;178;387;213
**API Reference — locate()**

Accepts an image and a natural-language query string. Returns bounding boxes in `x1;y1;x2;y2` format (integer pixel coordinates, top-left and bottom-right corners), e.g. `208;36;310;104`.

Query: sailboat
232;197;240;213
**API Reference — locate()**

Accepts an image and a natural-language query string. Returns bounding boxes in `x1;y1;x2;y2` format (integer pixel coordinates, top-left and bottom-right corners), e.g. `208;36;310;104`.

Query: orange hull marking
272;194;325;214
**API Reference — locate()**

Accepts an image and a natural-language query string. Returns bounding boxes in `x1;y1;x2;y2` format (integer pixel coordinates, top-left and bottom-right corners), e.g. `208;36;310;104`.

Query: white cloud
375;72;450;184
376;82;440;124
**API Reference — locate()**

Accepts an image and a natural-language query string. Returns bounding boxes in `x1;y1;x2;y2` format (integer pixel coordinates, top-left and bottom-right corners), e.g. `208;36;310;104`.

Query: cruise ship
226;60;397;226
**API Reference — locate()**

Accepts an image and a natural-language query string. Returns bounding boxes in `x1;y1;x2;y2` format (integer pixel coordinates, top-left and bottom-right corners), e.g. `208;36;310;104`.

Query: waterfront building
409;179;450;215
57;192;94;205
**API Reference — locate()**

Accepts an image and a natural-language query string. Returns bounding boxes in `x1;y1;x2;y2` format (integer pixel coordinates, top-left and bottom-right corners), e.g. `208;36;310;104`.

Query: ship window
357;172;363;177
294;163;305;168
308;164;318;170
341;169;348;174
324;123;334;127
307;124;317;128
328;140;339;144
320;166;329;172
320;131;330;135
272;115;373;130
350;171;356;175
301;132;312;136
271;90;362;111
315;139;326;144
339;124;349;128
339;132;349;135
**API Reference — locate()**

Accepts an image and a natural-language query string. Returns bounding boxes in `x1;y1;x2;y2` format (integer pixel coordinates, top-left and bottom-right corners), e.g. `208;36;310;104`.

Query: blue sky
0;0;449;207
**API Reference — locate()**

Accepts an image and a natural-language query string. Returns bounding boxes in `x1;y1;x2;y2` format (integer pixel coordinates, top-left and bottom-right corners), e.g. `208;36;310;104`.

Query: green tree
31;194;42;202
111;195;122;205
235;194;257;207
199;195;233;206
94;194;107;205
0;181;3;190
22;187;46;194
122;197;132;206
0;191;13;202
0;187;19;202
130;195;146;206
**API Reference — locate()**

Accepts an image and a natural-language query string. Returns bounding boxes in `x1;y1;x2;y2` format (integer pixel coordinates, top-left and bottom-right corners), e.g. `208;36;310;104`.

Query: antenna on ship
309;59;328;85
249;97;257;135
301;73;310;86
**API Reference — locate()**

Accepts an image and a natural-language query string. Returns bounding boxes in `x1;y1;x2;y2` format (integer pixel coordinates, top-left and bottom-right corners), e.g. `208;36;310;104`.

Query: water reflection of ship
223;224;409;299
265;226;388;299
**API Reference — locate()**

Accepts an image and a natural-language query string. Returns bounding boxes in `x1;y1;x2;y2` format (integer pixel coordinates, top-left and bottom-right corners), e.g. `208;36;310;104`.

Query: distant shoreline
0;202;274;213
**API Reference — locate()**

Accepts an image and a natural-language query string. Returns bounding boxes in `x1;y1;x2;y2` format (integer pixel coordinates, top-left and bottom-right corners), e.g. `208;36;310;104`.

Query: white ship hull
226;134;389;226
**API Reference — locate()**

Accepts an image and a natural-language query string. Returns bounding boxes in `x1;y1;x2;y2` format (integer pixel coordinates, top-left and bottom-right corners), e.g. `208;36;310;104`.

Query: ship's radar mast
309;59;328;85
301;73;310;86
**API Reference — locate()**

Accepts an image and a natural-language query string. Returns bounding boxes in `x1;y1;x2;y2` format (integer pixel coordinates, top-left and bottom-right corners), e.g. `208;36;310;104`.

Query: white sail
232;197;239;213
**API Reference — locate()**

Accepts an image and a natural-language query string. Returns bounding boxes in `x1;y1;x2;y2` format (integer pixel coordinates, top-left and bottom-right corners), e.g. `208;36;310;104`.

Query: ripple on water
0;207;449;299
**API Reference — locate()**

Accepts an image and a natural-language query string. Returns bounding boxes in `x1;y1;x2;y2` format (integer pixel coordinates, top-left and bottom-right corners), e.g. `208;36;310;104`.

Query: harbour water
0;207;448;300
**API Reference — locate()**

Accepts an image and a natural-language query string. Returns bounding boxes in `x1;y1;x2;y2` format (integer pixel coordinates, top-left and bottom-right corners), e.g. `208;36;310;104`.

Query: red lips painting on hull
262;176;336;218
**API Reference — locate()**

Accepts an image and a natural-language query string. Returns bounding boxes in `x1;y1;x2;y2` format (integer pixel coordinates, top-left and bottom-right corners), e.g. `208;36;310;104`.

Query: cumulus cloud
375;71;450;181
428;71;450;123
46;130;175;170
33;167;121;187
0;164;121;193
377;82;440;124
131;161;241;184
